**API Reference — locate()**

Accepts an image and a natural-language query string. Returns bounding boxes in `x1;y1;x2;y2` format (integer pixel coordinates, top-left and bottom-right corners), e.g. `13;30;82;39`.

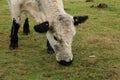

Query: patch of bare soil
86;0;94;2
97;3;108;8
90;3;108;8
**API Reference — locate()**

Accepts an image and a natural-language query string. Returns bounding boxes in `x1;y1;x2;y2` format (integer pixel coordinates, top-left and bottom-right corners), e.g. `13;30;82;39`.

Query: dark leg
9;19;20;50
23;18;30;35
47;40;55;54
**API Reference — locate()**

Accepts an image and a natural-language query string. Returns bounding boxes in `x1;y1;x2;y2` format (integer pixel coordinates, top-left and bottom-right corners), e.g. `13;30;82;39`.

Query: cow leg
47;40;55;54
23;18;30;35
9;19;20;50
9;3;21;50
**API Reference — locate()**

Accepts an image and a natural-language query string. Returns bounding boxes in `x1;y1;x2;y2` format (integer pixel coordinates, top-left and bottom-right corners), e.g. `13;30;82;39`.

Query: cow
8;0;88;66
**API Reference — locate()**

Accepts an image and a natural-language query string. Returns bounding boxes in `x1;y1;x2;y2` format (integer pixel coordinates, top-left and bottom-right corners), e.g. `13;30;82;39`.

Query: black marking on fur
74;16;88;26
35;0;42;11
34;21;49;33
35;0;41;6
9;19;20;50
23;18;30;35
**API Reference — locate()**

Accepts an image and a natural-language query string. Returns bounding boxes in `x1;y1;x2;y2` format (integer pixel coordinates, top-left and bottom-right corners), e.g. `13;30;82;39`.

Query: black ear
34;21;49;33
73;16;88;26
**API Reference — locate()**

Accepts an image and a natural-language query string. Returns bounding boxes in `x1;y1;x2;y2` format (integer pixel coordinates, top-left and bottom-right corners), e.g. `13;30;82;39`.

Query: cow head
34;14;88;66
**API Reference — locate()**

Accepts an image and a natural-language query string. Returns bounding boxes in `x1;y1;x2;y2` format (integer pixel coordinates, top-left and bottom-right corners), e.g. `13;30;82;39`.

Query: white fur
8;0;68;24
8;0;75;62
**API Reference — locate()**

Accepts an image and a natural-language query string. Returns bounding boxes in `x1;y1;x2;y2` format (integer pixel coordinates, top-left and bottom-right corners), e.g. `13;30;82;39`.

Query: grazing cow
8;0;88;66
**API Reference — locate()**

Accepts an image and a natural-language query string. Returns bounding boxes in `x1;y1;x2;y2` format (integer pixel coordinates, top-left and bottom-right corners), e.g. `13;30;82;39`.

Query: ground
0;0;120;80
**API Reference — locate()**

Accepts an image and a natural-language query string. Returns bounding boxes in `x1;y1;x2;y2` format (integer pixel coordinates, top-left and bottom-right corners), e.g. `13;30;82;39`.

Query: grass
0;0;120;80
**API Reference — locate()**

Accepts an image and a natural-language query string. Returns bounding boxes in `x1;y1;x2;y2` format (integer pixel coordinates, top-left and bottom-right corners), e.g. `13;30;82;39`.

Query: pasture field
0;0;120;80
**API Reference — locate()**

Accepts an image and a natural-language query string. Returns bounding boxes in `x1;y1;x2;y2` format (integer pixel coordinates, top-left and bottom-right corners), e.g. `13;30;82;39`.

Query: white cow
8;0;88;66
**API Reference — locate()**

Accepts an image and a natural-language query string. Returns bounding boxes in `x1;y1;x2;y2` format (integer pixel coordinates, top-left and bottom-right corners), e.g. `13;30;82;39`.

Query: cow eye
54;36;58;41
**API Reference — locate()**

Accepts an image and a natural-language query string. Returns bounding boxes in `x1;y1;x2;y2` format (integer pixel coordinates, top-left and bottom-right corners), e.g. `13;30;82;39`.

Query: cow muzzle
57;59;73;66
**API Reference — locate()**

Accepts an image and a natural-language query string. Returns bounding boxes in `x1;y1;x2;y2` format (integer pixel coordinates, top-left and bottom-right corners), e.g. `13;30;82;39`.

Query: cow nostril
57;60;73;66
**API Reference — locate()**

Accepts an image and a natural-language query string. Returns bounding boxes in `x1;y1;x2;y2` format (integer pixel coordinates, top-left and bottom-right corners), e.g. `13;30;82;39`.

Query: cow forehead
49;14;76;35
53;16;74;31
53;24;75;35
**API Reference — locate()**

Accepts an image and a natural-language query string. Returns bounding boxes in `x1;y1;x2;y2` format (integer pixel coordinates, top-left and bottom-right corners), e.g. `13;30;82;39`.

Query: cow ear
73;16;88;26
34;21;49;33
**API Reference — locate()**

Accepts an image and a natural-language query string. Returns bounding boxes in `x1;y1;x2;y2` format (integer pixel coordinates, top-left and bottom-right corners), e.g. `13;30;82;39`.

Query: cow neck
40;0;66;24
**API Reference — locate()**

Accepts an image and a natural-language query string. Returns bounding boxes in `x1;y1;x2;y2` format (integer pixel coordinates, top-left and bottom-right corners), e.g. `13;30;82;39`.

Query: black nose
57;60;73;66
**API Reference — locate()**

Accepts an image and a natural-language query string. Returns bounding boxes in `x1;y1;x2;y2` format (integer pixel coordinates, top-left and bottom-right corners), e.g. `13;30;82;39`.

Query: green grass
0;0;120;80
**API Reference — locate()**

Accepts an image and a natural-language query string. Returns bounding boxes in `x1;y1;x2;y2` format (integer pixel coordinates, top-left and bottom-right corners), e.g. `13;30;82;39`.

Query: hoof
9;44;18;50
23;32;30;35
9;46;18;50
